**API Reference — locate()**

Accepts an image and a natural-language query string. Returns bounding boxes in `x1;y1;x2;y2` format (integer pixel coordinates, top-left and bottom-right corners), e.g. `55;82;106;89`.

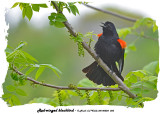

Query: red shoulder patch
117;39;127;49
97;33;102;39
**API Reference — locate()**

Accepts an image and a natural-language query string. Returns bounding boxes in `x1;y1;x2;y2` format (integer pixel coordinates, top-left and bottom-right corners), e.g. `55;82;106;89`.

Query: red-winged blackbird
82;21;127;86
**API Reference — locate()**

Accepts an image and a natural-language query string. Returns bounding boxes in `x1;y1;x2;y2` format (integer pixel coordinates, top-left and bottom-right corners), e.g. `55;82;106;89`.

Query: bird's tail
82;61;123;86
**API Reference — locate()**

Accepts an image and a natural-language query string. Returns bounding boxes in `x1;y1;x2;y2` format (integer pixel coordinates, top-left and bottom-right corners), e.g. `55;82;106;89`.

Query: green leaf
21;51;38;63
18;50;28;62
35;66;45;80
66;6;71;13
142;81;156;89
16;88;27;96
132;96;142;102
118;94;122;101
131;70;147;79
39;4;48;8
29;97;50;103
8;99;14;106
143;97;154;101
133;18;154;29
40;64;61;78
67;90;78;96
19;3;23;10
78;78;96;87
7;50;19;62
118;28;131;38
29;97;58;107
143;61;159;75
21;3;29;7
153;22;158;32
18;77;26;86
11;72;19;81
40;64;62;74
6;85;16;92
2;93;13;98
90;91;98;102
59;90;69;101
48;16;54;21
32;4;40;12
25;6;33;21
129;75;137;83
52;21;65;28
15;41;27;50
11;95;21;105
68;3;79;16
5;46;13;54
30;64;40;67
52;69;60;78
131;81;142;88
48;13;56;20
130;88;142;94
2;93;21;106
25;67;36;75
142;89;150;94
11;2;19;8
48;13;66;27
143;76;157;82
22;7;26;19
128;43;136;51
49;20;54;25
55;13;67;22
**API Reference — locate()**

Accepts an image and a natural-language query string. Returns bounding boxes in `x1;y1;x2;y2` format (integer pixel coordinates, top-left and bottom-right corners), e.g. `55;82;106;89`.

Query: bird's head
101;21;118;38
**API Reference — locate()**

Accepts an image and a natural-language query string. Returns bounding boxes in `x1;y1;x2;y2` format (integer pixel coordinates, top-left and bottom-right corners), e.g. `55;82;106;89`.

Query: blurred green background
3;4;159;105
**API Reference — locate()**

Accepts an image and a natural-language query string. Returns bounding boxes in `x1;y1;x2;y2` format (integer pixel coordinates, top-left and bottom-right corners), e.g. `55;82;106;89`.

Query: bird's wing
118;49;125;73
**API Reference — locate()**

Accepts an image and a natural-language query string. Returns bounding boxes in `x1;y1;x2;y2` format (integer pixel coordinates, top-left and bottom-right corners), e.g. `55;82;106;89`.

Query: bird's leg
96;54;101;62
110;65;114;73
96;54;100;59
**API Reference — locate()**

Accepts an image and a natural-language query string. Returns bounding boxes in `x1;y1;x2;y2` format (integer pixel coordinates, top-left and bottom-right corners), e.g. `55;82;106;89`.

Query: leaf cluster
28;61;158;107
2;79;27;106
12;2;48;20
124;61;158;107
117;18;158;59
3;41;62;106
48;1;80;28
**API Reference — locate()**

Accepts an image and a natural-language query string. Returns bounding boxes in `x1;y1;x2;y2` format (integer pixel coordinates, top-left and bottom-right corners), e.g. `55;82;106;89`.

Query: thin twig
51;1;137;98
82;3;137;22
82;3;157;42
27;77;121;91
12;67;120;91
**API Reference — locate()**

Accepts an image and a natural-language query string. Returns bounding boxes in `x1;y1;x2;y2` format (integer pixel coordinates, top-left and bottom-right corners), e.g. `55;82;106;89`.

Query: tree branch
51;1;137;98
27;77;121;91
12;68;121;91
82;3;137;22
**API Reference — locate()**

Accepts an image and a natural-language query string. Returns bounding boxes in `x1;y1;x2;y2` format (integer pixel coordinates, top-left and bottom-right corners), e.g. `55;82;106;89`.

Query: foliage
70;32;97;56
117;17;158;59
3;41;61;106
2;1;159;107
28;63;158;107
11;2;48;21
30;60;158;107
48;13;67;28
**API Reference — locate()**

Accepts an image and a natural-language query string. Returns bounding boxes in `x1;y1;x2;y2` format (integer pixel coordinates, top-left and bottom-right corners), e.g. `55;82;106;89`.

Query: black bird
82;21;127;86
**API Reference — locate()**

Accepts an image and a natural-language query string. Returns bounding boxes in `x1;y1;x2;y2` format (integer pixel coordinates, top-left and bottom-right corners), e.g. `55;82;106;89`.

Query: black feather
82;21;125;86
